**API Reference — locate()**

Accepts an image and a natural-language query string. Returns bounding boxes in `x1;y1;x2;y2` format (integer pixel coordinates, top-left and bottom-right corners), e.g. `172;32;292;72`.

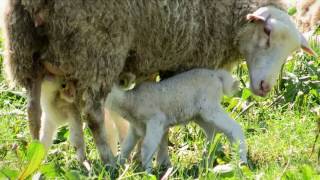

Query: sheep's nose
260;80;271;93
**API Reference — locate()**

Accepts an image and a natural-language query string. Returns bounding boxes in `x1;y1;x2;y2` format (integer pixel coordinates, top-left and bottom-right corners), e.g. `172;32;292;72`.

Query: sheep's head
238;6;317;97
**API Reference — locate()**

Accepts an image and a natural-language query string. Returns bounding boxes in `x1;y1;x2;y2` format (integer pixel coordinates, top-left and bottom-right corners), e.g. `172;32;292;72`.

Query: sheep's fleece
3;0;287;96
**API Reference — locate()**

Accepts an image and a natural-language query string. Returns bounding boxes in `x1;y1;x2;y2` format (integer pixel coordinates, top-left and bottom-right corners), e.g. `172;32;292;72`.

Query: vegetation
0;25;319;180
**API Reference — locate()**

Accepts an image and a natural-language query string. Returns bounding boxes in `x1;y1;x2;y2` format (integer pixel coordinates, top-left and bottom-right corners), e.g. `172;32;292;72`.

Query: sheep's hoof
104;164;119;178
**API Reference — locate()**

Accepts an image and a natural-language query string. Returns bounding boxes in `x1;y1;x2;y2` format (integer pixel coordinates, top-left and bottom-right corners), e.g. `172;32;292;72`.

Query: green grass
0;33;319;180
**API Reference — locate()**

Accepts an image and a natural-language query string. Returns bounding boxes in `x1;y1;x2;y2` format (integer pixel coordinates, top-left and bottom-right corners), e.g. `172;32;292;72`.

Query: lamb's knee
229;124;245;141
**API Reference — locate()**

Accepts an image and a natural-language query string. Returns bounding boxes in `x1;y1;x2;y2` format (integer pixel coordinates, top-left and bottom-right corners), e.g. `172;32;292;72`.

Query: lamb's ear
300;33;318;56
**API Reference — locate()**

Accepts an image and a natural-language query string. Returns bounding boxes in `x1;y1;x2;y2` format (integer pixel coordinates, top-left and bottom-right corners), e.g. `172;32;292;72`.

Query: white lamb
40;75;86;162
106;69;247;172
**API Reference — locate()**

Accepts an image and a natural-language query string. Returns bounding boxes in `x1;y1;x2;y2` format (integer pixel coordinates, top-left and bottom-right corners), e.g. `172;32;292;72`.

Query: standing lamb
106;69;244;172
2;0;316;165
40;75;86;162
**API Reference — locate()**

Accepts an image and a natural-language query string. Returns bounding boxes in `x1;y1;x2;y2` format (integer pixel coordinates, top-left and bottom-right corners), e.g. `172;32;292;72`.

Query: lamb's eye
61;83;66;88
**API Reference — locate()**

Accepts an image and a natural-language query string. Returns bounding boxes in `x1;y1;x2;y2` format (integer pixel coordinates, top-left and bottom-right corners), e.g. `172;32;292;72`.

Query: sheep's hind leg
27;79;42;140
200;107;248;164
141;114;166;173
85;99;115;166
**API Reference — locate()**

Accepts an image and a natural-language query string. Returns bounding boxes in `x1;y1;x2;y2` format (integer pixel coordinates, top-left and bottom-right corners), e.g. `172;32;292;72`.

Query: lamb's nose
260;80;271;93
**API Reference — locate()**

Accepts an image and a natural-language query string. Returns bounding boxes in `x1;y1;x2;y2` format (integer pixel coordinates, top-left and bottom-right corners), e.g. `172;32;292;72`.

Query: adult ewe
2;0;316;165
296;0;320;32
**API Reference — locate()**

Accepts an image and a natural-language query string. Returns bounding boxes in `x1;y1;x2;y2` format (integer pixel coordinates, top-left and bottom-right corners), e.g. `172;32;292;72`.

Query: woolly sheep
40;75;86;162
106;69;246;172
2;0;316;165
296;0;320;32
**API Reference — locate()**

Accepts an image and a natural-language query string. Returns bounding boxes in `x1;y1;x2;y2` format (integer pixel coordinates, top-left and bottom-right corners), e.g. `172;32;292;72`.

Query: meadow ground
0;30;319;180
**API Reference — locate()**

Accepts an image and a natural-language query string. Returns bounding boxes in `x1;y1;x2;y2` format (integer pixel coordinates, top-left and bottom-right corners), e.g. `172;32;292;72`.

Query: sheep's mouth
249;82;269;97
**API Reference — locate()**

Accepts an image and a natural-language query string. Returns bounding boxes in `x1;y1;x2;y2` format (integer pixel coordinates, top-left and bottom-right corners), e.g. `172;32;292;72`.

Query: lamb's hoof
145;167;153;174
82;160;91;171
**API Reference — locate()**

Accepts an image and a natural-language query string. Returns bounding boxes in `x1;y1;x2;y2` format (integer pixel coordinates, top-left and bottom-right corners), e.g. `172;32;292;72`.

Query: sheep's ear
246;11;272;36
300;33;318;56
246;9;270;22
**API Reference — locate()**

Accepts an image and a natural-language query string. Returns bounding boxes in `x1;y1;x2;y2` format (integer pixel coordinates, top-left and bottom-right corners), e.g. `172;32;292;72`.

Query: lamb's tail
215;70;239;96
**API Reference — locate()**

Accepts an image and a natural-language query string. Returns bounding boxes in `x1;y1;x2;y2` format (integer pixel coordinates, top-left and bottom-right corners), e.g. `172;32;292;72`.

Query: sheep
40;75;86;162
106;69;245;172
296;0;320;32
2;0;316;165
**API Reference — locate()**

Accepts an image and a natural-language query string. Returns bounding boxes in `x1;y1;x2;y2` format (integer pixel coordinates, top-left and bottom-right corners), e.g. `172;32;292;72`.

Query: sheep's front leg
156;130;171;168
27;79;42;140
119;125;140;165
85;100;115;166
69;111;86;162
201;106;248;163
141;114;166;173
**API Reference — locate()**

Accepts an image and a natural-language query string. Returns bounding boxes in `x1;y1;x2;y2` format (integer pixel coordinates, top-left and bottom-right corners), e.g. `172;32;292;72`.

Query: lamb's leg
119;125;140;165
39;114;57;150
104;108;120;156
69;111;86;162
141;115;166;173
200;106;248;163
110;109;129;142
194;119;217;166
156;130;171;168
195;119;217;141
85;99;115;166
27;79;42;140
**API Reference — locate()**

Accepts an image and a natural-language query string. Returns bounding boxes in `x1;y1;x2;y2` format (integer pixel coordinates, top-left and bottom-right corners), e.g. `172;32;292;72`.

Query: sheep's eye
61;83;66;88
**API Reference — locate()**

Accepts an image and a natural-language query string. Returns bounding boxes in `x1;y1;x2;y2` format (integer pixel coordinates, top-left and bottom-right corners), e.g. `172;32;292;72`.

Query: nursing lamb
106;69;246;172
2;0;316;165
40;75;86;162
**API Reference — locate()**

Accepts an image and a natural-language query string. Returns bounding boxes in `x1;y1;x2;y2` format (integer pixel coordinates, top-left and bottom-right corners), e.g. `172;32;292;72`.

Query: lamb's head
42;75;76;103
42;75;64;95
238;6;317;97
59;80;76;103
